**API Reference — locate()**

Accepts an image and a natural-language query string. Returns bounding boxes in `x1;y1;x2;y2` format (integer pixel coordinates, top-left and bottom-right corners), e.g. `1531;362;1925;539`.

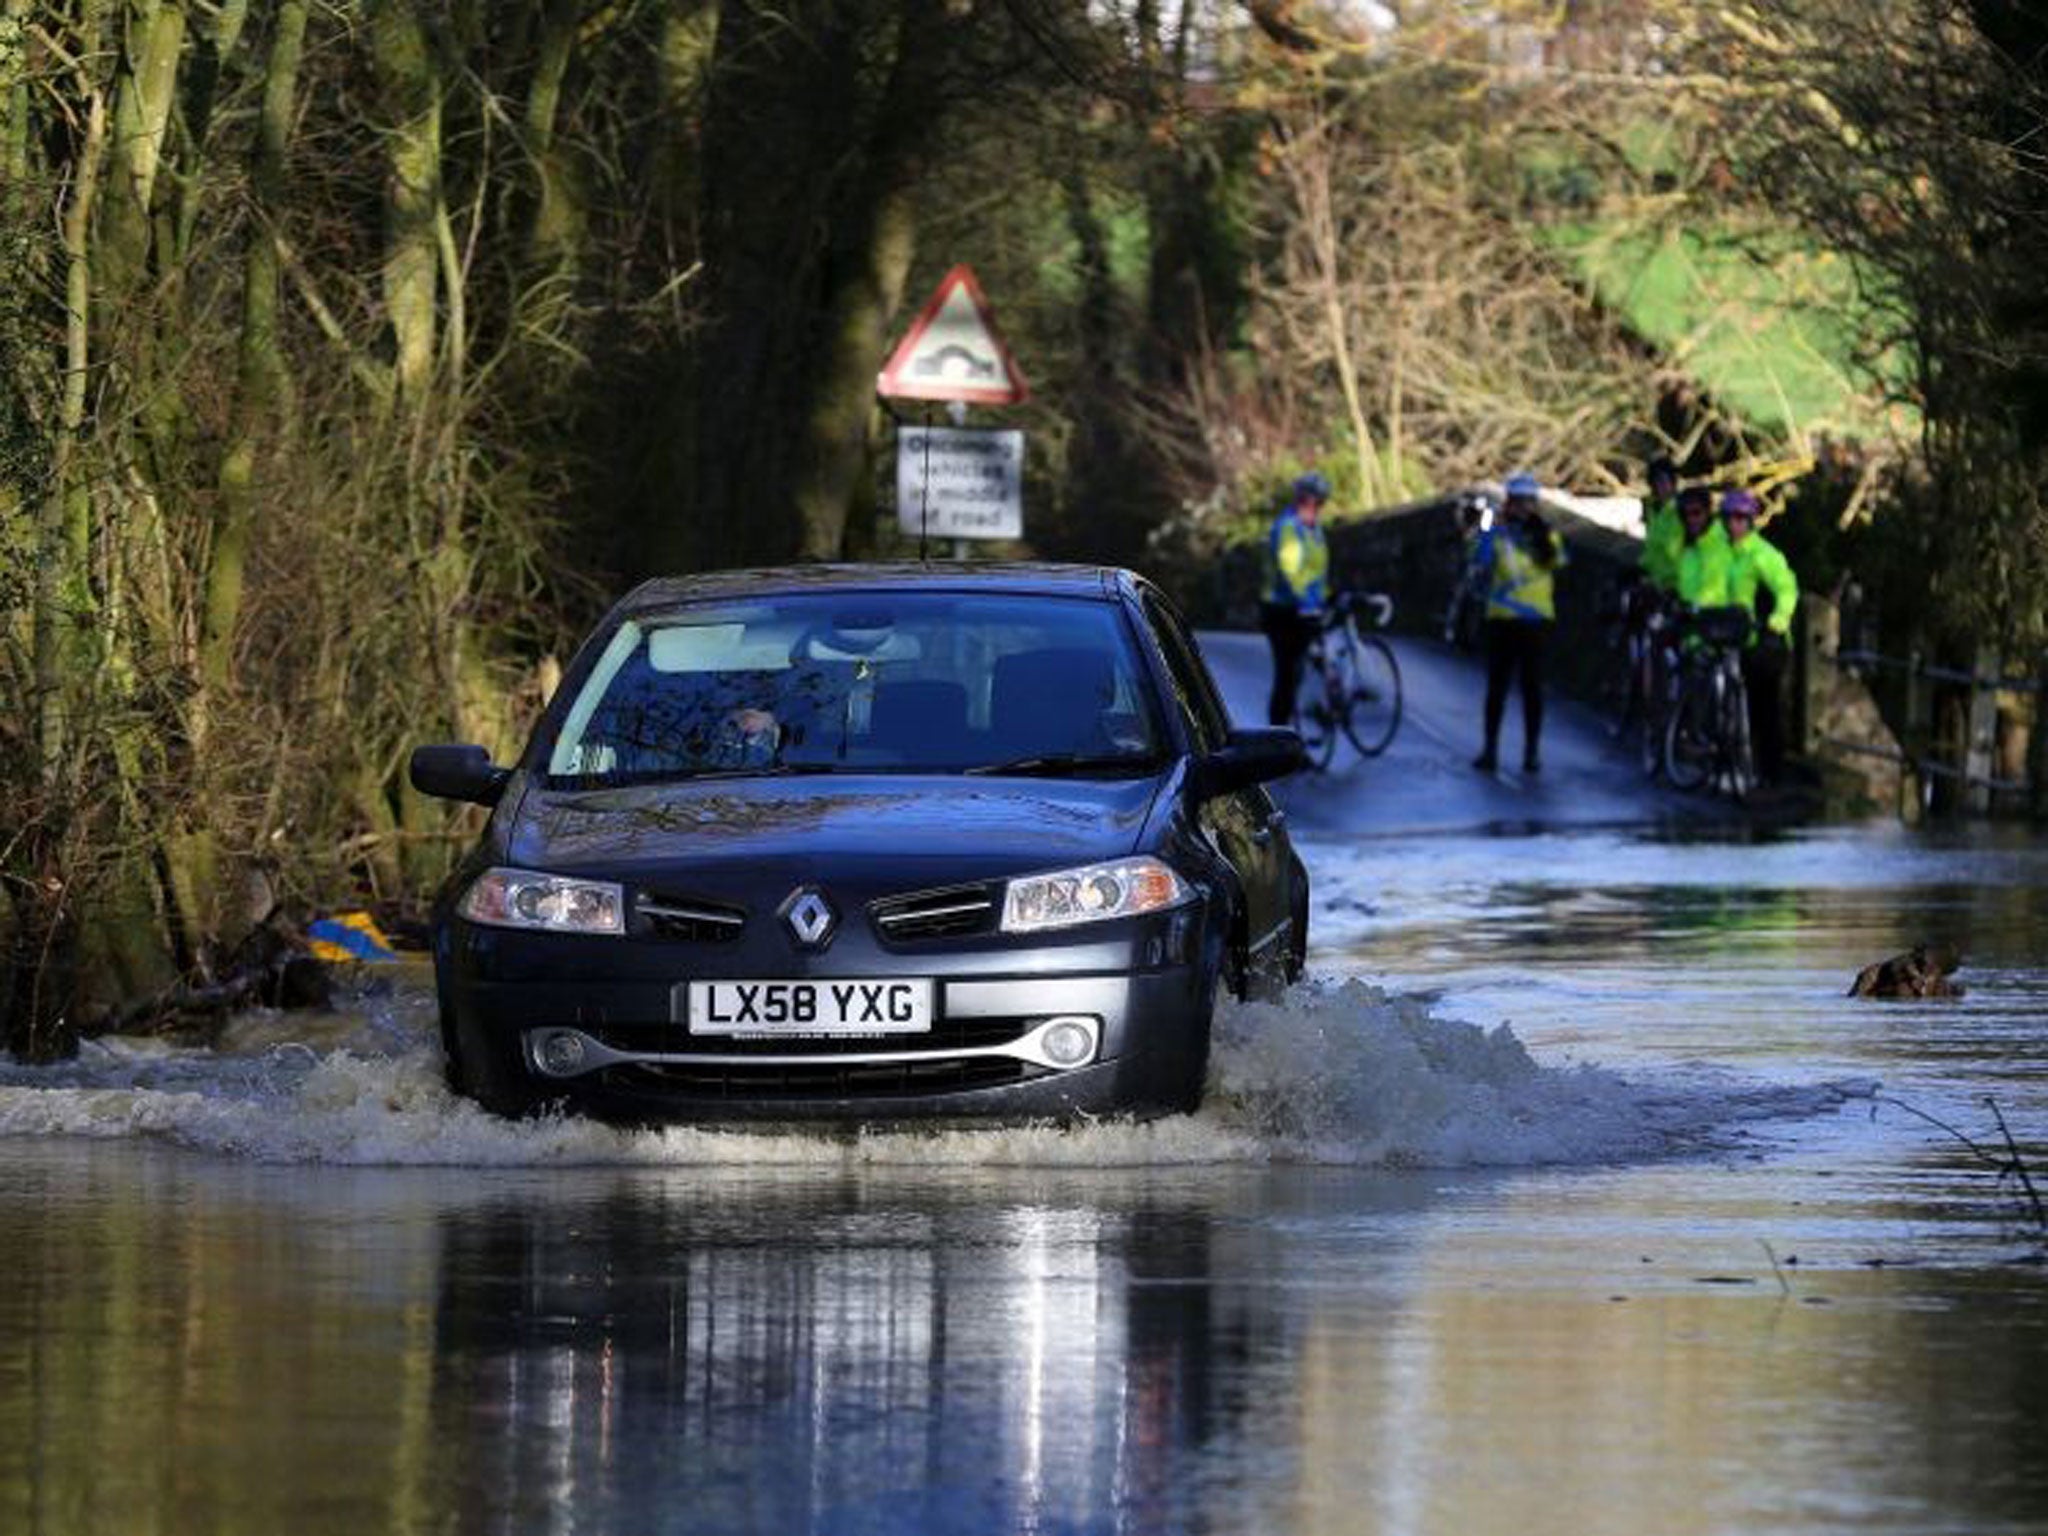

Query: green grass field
1540;221;1906;441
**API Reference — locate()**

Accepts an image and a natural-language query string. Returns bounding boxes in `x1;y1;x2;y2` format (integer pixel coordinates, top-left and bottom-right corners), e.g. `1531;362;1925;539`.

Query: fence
1810;635;2048;817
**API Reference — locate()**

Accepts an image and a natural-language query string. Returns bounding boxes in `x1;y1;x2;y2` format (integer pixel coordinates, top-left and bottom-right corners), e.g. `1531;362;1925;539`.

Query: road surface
1198;627;1719;835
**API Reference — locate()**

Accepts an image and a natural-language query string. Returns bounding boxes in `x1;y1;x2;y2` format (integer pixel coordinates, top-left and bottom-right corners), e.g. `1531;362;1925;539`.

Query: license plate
683;979;934;1036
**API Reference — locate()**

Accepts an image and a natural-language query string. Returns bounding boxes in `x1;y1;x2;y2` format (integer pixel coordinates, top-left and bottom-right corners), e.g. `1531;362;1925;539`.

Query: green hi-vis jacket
1640;496;1683;591
1728;531;1799;641
1480;522;1566;622
1675;521;1732;609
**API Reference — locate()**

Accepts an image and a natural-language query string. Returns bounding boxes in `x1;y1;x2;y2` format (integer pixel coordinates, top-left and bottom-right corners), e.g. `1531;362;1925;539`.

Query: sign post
877;265;1029;556
895;425;1024;542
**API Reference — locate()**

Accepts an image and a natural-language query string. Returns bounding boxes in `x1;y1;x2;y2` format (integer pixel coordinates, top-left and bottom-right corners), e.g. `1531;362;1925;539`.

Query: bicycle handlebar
1674;604;1753;650
1332;591;1395;628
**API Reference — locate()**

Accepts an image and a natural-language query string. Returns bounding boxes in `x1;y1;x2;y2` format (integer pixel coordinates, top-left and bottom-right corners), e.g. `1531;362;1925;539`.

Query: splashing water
0;974;1870;1169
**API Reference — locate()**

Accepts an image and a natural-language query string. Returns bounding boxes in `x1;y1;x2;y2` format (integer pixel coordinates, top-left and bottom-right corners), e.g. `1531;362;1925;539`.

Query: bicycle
1661;605;1755;800
1600;578;1677;777
1440;492;1495;652
1293;591;1404;769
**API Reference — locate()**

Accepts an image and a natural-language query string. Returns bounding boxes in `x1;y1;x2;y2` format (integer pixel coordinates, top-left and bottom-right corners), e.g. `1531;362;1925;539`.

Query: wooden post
1797;592;1836;757
2032;656;2048;819
1963;647;1999;815
1901;645;1928;821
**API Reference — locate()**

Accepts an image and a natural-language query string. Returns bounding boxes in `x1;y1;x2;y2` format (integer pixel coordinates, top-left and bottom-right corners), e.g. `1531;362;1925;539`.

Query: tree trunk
1285;106;1380;506
13;7;111;1061
100;0;188;294
682;0;954;570
522;0;583;267
787;0;943;561
37;38;108;778
201;0;308;726
369;0;442;405
1;0;29;208
170;0;252;268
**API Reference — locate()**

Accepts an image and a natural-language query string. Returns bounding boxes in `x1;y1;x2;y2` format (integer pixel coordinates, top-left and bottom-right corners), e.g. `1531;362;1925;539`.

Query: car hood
505;774;1161;884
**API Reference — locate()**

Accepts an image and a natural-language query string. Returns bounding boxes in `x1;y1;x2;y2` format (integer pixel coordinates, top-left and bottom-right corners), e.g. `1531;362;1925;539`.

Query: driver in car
713;706;781;768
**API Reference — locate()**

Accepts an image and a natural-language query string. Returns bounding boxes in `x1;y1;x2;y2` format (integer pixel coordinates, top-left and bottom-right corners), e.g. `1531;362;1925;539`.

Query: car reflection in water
425;1173;1272;1535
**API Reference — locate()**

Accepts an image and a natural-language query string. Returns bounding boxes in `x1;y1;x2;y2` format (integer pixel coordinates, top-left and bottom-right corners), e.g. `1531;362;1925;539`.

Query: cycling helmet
1504;471;1541;499
1720;488;1761;519
1647;455;1678;485
1678;484;1713;513
1293;471;1332;503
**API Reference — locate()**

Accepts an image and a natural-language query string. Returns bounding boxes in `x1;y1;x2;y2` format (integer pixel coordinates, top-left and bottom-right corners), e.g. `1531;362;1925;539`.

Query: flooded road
3;822;2045;1536
3;636;2046;1534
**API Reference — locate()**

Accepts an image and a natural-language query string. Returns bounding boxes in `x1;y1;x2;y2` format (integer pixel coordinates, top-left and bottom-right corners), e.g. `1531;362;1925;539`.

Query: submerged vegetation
2;0;2046;1055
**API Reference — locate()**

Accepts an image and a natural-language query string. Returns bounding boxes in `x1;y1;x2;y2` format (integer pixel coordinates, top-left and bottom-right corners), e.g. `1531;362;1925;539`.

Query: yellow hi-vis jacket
1640;496;1683;590
1480;522;1565;621
1727;530;1799;641
1262;506;1329;612
1675;521;1732;609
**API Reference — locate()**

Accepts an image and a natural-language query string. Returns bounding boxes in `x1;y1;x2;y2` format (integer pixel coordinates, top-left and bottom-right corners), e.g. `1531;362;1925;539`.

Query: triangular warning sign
877;264;1030;406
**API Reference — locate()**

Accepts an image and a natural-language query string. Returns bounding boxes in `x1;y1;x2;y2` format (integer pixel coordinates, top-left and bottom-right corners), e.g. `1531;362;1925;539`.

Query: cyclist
1442;491;1495;647
1721;488;1800;784
1674;484;1731;609
1639;455;1683;593
1609;455;1679;738
1472;471;1565;774
1261;470;1332;727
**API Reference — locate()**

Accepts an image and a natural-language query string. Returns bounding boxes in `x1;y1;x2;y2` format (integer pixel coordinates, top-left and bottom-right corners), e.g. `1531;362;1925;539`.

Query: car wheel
1285;858;1309;984
444;1010;545;1119
1158;974;1218;1116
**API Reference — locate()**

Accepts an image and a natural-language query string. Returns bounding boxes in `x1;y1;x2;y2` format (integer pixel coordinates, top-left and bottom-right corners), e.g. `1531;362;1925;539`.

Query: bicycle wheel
1293;646;1339;770
1721;664;1755;801
1597;621;1636;737
1640;643;1678;778
1662;670;1716;791
1451;582;1486;652
1341;631;1403;757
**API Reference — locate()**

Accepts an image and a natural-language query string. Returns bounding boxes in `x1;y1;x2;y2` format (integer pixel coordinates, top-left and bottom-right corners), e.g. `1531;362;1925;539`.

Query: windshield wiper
564;763;843;788
676;762;842;782
962;753;1163;778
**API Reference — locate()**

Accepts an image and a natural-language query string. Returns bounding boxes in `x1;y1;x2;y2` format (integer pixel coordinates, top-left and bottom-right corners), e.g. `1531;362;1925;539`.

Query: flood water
3;822;2046;1535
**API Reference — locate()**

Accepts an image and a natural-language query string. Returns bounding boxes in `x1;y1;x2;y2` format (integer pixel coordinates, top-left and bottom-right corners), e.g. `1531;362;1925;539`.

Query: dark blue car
410;564;1307;1123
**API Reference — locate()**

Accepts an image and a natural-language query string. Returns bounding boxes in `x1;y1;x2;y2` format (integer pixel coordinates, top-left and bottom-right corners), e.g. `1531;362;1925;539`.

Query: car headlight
457;868;624;935
1001;857;1189;933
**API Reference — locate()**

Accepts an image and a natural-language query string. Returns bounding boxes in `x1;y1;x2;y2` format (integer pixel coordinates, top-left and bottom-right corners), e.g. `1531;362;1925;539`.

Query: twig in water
1984;1097;2047;1232
1760;1239;1791;1297
1878;1094;2000;1163
1880;1094;2048;1237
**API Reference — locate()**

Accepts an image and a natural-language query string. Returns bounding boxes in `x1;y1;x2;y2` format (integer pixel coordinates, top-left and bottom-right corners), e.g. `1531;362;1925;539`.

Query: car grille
870;883;998;942
585;1018;1033;1055
605;1057;1040;1099
635;892;746;943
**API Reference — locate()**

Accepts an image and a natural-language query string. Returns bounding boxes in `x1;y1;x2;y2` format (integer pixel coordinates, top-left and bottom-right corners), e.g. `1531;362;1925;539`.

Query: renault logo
780;887;837;949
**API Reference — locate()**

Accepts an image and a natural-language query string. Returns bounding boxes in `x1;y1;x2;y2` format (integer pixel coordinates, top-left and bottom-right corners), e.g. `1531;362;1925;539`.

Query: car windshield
543;592;1169;784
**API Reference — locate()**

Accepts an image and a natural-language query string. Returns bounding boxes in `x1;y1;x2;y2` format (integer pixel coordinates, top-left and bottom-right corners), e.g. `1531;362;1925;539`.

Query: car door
1138;591;1291;985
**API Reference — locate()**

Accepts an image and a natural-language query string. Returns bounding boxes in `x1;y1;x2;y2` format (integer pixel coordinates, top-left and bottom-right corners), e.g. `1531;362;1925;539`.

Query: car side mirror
409;744;512;806
1192;728;1308;799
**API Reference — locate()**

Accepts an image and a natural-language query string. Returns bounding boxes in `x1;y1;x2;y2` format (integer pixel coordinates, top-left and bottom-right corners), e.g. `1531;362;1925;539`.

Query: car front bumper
435;904;1221;1123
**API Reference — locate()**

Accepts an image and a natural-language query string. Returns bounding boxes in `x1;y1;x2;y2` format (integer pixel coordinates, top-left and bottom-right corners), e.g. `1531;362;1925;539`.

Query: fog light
535;1030;588;1077
1040;1019;1096;1068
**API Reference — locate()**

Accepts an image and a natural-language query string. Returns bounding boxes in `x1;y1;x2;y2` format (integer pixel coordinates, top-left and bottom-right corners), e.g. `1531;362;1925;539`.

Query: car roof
615;563;1141;617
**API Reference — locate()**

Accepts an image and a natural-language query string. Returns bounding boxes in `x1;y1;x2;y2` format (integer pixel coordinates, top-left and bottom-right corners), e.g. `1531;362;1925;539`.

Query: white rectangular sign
896;426;1024;541
684;979;934;1036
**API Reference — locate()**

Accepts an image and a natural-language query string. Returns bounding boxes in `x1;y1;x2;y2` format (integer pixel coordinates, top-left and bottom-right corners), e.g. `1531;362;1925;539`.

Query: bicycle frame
1293;592;1403;768
1664;634;1754;799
